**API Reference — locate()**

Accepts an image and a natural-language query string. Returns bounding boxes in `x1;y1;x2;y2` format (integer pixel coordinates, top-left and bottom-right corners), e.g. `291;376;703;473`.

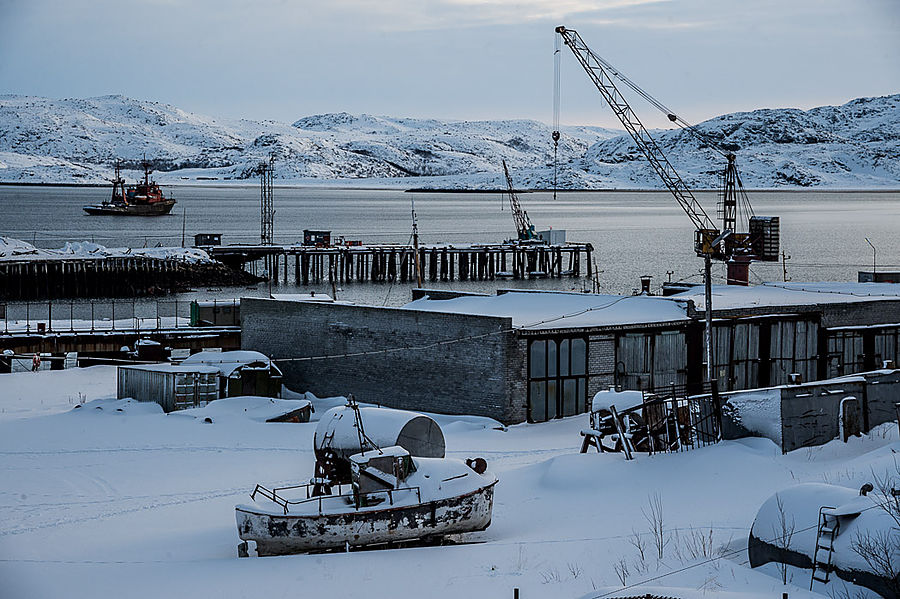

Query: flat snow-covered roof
670;281;900;312
402;290;690;330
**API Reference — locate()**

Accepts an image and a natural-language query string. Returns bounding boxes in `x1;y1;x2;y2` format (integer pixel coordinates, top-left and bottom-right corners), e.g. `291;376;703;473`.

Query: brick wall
588;334;616;399
241;298;527;423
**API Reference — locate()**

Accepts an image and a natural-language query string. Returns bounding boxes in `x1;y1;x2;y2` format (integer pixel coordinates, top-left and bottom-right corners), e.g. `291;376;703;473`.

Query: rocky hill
0;93;897;188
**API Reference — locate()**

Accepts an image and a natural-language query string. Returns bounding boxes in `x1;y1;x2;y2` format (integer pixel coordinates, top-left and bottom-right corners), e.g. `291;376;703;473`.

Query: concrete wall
780;379;867;453
241;298;527;423
719;369;900;452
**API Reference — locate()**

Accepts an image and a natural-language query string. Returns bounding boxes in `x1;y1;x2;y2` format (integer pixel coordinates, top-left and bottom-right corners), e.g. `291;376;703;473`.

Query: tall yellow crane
555;25;780;382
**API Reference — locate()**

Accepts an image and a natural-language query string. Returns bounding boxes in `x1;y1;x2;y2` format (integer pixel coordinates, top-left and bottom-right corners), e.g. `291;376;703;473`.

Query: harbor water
2;185;900;306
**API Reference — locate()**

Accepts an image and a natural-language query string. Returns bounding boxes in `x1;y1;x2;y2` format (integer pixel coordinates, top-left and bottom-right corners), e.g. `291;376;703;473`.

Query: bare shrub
771;493;796;585
642;492;669;560
613;557;629;586
539;568;561;584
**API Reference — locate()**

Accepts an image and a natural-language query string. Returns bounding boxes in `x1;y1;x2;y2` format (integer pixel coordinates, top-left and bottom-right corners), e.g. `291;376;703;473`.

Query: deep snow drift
1;93;897;189
0;367;894;598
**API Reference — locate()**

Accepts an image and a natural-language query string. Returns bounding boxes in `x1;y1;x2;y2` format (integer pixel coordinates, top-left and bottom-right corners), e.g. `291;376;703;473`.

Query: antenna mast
259;155;275;246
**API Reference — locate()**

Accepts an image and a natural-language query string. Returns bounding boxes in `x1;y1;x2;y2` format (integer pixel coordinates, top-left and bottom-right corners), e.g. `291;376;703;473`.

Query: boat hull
236;481;496;556
83;200;176;216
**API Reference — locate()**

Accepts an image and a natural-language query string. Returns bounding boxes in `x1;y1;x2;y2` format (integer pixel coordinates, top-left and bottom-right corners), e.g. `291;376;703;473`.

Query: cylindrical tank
314;405;446;463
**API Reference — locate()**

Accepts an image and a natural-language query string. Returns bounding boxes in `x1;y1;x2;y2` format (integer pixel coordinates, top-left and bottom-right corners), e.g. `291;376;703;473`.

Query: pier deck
205;242;594;285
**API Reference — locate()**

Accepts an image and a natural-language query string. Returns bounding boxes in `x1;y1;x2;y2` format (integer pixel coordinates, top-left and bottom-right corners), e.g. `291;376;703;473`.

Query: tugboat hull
236;481;496;556
83;200;176;216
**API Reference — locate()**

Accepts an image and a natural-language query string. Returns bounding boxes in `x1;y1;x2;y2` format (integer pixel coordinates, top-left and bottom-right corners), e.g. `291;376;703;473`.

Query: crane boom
502;160;536;240
555;26;721;253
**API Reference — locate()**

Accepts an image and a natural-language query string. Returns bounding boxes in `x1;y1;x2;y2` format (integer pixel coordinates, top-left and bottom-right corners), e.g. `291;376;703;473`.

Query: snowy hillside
0;93;897;188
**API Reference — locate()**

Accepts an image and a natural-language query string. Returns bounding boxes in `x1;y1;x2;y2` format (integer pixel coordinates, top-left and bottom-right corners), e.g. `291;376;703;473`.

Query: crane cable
588;51;730;159
552;34;561;200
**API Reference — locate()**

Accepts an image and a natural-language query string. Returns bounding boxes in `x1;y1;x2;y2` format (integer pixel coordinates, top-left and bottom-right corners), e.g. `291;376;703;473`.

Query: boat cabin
350;446;414;499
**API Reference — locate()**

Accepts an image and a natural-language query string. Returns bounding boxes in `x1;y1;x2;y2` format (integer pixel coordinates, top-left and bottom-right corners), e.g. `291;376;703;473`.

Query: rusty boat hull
83;199;176;216
236;480;496;556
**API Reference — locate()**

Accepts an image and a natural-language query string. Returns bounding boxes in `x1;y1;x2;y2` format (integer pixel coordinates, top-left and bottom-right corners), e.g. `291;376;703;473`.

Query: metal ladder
810;506;840;589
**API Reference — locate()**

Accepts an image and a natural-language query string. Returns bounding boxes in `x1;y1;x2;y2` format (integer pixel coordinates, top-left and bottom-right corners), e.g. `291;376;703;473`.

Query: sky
0;0;898;129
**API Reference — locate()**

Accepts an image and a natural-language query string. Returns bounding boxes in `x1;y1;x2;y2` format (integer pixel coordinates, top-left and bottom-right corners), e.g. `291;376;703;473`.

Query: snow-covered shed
181;350;282;399
117;363;219;412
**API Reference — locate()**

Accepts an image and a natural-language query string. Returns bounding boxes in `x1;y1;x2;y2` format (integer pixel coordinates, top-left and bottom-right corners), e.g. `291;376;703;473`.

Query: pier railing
0;299;219;335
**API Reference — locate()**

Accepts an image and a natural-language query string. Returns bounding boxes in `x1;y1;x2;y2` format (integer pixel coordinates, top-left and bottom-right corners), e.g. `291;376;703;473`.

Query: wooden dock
205;242;594;285
0;257;257;301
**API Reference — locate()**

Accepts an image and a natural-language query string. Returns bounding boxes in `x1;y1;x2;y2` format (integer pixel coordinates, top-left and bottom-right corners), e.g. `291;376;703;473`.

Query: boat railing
250;482;423;516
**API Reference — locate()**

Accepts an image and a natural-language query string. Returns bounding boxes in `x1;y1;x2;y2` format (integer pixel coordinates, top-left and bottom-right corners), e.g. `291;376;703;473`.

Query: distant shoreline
2;181;899;193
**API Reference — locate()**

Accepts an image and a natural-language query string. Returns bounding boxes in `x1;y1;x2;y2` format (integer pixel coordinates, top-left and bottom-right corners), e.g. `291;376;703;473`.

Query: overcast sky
1;0;897;128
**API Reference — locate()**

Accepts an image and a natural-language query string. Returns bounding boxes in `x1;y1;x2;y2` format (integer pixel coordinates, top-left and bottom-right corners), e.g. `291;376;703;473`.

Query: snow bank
722;388;783;445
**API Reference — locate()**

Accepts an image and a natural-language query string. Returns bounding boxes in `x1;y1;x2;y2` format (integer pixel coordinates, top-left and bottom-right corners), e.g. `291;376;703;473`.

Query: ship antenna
346;394;381;455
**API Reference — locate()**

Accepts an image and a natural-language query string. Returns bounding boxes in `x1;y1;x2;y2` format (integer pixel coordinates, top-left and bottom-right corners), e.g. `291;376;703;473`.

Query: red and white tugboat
83;160;176;216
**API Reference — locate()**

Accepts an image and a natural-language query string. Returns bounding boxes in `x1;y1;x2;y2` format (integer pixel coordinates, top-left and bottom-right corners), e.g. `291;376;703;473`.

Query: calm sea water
2;185;899;305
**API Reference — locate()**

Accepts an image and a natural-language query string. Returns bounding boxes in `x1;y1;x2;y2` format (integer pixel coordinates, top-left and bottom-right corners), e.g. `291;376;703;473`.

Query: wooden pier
206;242;594;285
0;257;257;301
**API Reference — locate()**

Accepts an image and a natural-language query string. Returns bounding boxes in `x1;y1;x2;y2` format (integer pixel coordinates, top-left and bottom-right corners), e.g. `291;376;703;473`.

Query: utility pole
705;255;713;384
411;196;423;288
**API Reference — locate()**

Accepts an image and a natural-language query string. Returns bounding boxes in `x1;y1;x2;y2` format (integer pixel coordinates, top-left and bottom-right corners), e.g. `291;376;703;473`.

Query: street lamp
865;237;877;277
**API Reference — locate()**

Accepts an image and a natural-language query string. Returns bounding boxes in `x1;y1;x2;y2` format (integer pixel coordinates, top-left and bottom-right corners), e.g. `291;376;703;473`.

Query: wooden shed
180;350;283;398
117;364;219;412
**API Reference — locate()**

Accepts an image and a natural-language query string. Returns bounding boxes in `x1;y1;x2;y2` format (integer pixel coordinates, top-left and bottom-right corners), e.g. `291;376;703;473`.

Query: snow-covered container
181;350;282;399
117;364;219;412
749;483;899;596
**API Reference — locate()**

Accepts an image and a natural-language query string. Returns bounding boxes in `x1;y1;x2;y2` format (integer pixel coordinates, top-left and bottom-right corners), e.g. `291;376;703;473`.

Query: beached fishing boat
235;401;497;556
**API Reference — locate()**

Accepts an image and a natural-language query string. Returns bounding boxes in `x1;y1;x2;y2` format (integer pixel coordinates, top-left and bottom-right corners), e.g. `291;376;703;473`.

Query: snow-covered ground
0;367;894;598
1;93;897;189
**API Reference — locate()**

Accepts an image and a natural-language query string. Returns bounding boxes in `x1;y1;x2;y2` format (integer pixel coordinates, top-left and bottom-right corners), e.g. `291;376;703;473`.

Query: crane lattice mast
502;160;536;241
555;26;723;256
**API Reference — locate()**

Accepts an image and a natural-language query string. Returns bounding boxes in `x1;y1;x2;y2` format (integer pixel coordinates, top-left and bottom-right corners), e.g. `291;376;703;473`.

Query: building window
528;337;588;422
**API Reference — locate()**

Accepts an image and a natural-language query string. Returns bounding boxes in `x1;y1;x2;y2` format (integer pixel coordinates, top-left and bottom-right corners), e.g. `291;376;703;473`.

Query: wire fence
0;299;227;334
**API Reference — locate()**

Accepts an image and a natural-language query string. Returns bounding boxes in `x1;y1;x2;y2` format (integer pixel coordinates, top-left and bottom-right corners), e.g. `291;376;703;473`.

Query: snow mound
173;396;312;423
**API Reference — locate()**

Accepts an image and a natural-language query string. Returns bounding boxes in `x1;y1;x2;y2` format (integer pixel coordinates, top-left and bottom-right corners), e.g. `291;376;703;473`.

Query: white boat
235;402;497;556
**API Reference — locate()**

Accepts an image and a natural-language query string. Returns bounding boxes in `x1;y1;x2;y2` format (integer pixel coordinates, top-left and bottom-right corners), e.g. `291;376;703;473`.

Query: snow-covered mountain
0;93;897;188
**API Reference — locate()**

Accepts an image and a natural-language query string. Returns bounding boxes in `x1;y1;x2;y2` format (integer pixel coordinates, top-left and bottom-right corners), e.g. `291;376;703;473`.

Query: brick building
241;283;900;424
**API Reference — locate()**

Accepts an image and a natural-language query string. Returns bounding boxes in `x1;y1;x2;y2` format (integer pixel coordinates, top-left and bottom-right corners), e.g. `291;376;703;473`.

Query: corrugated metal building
117;364;219;412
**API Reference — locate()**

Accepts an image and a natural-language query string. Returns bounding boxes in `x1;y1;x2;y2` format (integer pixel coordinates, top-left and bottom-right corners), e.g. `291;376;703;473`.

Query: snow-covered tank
749;483;898;596
314;405;445;481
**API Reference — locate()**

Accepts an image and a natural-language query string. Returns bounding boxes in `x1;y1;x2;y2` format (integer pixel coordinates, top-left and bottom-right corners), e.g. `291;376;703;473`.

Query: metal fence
586;381;722;457
0;299;202;334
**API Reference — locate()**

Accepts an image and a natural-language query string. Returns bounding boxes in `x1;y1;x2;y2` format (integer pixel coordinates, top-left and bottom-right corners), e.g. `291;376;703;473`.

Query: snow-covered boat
235;401;497;556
